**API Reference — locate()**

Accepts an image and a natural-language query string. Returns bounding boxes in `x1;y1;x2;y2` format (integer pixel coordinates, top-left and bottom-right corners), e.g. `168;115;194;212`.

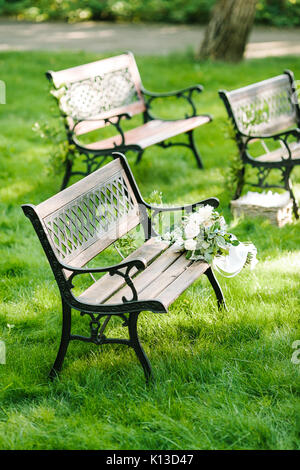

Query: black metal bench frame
22;153;226;383
219;70;300;218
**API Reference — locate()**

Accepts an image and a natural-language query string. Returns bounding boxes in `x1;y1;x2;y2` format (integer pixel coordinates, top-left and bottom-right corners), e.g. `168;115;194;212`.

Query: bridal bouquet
159;205;257;277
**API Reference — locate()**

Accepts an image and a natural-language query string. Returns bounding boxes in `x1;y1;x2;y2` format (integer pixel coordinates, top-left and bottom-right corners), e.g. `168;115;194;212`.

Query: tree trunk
199;0;257;62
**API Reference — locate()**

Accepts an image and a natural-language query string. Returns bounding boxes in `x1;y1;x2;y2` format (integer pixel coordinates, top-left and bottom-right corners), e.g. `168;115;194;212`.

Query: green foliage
1;0;300;26
113;232;137;258
32;119;79;175
256;0;300;27
0;51;299;450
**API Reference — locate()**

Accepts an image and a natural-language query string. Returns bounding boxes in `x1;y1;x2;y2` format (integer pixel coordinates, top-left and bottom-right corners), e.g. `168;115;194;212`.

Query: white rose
184;239;197;251
196;205;213;220
185;222;200;239
189;212;203;225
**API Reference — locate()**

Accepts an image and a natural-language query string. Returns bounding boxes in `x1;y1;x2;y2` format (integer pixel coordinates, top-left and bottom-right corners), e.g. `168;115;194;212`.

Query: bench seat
84;116;211;151
78;239;209;310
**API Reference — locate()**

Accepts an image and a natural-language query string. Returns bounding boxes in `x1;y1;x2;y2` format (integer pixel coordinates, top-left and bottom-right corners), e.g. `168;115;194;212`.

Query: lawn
0;51;299;450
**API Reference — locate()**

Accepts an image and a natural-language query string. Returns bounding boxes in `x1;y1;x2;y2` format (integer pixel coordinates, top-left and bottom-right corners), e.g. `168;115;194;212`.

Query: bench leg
233;166;245;200
284;168;299;219
135;149;144;165
187;130;204;169
61;158;74;191
205;267;227;311
128;312;152;383
49;300;71;380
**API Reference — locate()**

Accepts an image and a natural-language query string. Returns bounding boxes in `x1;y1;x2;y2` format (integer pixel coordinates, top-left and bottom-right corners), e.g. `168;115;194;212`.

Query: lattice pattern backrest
227;74;297;136
37;160;140;267
50;53;145;123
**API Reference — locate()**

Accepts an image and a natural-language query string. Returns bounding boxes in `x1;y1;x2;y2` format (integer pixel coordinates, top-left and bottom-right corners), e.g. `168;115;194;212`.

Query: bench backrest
47;52;145;135
23;157;141;274
219;71;300;138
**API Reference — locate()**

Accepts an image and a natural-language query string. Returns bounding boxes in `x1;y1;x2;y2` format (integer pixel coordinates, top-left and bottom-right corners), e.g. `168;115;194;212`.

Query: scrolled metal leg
187;130;204;169
205;266;227;311
49;299;71;380
128;312;152;383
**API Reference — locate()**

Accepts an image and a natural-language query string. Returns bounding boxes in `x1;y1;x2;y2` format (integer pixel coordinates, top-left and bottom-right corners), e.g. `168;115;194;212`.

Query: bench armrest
141;85;206;119
244;128;300;161
62;257;146;278
144;197;219;214
141;84;203;99
70;112;133;147
71;112;132;129
62;258;146;303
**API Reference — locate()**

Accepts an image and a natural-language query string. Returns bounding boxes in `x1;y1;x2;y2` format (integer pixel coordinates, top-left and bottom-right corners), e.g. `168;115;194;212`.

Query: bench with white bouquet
23;153;257;382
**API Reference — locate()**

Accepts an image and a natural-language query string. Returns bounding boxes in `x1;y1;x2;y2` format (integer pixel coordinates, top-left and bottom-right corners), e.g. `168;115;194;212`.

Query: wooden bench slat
77;239;169;303
37;159;124;219
84;116;211;151
137;254;193;301
156;261;209;308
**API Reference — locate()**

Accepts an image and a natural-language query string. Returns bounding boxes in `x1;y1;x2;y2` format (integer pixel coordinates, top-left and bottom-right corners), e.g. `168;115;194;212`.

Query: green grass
0;51;300;450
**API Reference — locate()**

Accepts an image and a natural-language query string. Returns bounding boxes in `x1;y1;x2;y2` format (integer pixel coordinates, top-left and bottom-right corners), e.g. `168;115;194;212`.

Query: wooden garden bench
22;153;225;382
219;70;300;218
46;52;211;190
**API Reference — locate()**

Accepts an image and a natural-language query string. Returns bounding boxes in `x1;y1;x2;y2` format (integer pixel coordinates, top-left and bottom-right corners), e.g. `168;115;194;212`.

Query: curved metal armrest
70;112;132;148
141;85;204;119
62;257;146;281
141;84;203;99
71;112;132;133
144;197;219;215
243;129;300;162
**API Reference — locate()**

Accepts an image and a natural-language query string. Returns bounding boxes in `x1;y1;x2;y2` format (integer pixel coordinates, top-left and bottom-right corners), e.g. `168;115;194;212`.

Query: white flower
185;222;200;239
184;239;197;251
194;205;214;222
202;218;214;228
163;231;172;241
